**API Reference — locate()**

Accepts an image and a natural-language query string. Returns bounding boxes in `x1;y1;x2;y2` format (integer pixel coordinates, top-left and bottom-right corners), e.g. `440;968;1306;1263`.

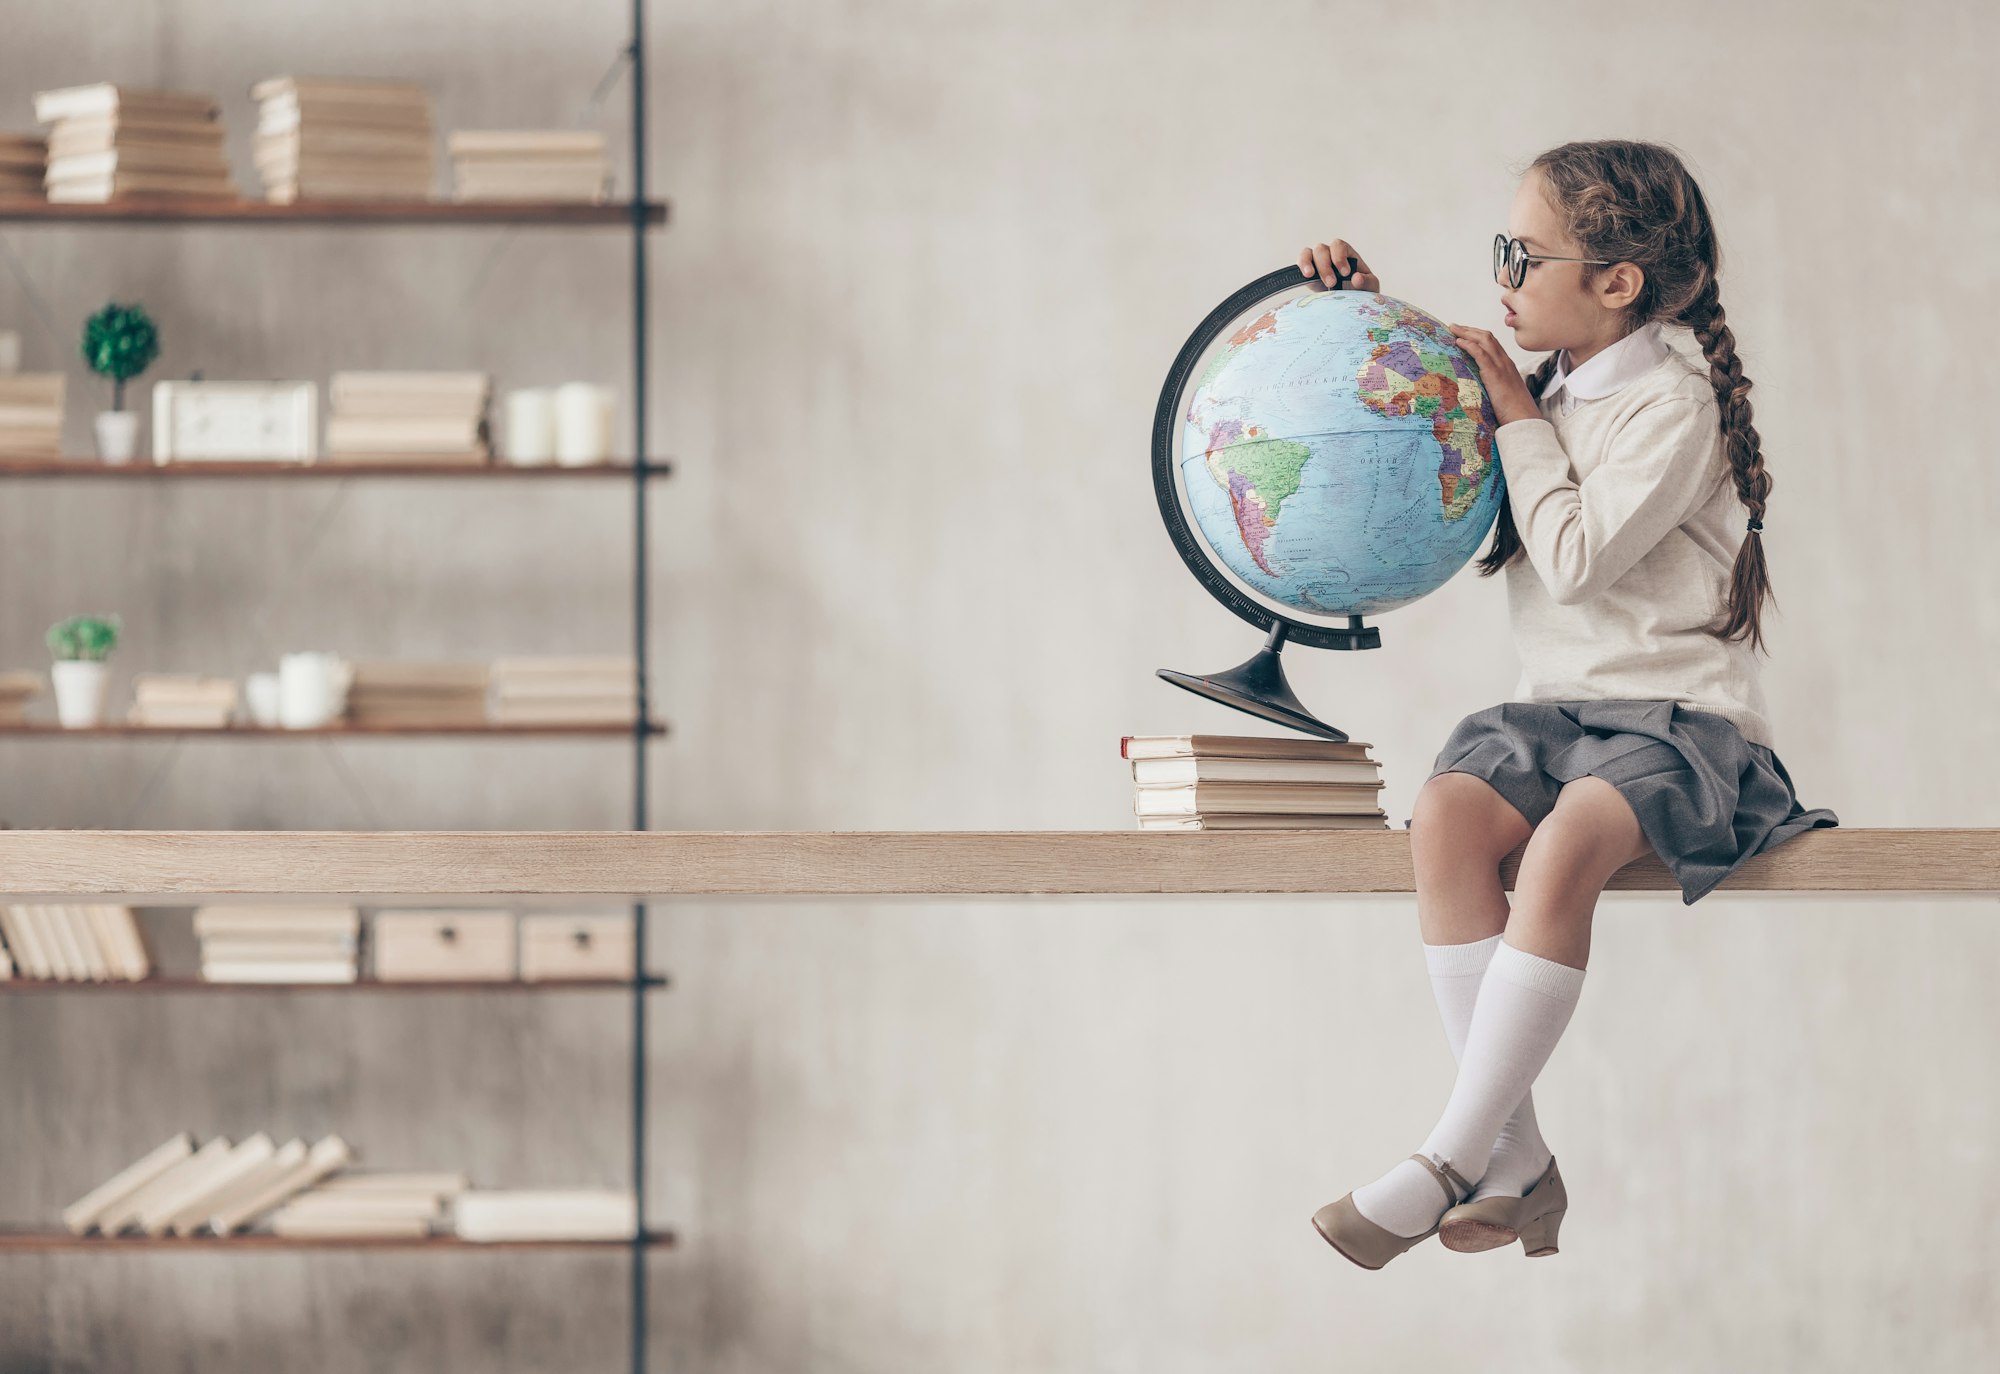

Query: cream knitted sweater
1493;322;1774;749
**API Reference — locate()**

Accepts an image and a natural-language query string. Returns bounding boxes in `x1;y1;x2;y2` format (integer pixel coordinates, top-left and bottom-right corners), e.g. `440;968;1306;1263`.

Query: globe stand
1157;616;1377;742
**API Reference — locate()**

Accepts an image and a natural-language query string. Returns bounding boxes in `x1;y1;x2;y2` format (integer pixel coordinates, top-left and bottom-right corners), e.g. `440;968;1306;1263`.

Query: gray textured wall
3;1;1996;1370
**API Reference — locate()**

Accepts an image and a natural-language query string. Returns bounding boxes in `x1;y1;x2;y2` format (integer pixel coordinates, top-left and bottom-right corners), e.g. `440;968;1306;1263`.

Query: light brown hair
1474;140;1774;655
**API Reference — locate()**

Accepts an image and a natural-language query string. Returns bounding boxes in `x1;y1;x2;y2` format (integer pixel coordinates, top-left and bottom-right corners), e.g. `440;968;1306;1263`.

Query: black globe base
1156;619;1376;742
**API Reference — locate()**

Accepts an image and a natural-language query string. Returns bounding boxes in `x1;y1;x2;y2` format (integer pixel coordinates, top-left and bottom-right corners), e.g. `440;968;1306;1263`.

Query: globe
1151;267;1507;739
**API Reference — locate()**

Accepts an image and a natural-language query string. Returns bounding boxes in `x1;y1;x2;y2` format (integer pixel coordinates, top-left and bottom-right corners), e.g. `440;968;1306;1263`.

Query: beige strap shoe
1311;1152;1476;1271
1437;1155;1568;1256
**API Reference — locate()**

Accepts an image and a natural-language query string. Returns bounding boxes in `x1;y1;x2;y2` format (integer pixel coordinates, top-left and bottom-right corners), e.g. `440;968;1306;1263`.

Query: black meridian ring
1150;264;1377;652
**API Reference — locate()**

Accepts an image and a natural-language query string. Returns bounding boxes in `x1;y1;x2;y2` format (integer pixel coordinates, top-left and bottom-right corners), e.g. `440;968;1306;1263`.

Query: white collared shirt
1539;319;1671;417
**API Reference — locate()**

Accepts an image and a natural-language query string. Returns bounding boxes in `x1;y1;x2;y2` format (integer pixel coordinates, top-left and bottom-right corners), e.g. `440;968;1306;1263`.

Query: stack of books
0;669;42;724
446;130;610;203
251;76;434;203
0;133;45;197
489;656;638;726
325;371;490;462
347;660;490;728
0;373;64;459
192;904;360;983
453;1188;636;1242
0;903;150;981
126;673;238;728
270;1170;464;1239
1123;733;1388;829
33;84;233;203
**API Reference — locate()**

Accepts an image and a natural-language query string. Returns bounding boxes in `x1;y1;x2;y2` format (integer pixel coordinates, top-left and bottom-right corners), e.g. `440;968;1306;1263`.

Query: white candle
554;382;613;465
503;388;556;465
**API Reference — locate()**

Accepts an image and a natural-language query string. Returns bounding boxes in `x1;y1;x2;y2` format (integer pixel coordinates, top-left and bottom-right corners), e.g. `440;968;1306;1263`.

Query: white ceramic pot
94;411;141;464
51;659;110;728
278;651;353;729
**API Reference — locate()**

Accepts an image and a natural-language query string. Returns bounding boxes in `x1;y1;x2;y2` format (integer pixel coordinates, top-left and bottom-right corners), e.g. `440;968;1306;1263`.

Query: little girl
1294;139;1839;1269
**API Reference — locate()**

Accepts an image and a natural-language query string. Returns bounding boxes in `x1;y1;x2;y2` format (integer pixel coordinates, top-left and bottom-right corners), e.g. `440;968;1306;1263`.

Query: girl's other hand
1297;238;1379;291
1448;323;1540;426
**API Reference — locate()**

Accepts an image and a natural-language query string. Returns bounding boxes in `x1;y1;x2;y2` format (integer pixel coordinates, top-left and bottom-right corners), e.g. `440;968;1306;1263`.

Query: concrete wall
2;1;1996;1369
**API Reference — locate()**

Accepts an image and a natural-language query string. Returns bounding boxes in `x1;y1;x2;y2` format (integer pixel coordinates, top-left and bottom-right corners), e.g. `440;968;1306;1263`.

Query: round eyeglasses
1493;233;1616;289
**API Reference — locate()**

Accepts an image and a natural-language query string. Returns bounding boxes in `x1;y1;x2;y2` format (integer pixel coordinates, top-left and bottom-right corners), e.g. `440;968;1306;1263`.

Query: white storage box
519;913;634;982
372;910;516;981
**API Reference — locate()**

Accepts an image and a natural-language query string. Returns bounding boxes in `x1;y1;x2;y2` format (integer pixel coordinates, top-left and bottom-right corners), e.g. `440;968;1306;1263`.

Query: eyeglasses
1493;233;1616;289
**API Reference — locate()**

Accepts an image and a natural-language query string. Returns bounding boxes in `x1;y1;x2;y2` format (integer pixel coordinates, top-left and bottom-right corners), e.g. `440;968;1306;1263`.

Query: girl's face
1499;167;1643;364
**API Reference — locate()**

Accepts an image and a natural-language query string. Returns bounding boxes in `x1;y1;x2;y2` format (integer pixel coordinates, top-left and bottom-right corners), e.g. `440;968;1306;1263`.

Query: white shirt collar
1542;320;1671;415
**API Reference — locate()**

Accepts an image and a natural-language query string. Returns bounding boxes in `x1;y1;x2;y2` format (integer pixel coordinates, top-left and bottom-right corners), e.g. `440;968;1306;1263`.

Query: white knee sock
1351;939;1586;1237
1422;933;1556;1202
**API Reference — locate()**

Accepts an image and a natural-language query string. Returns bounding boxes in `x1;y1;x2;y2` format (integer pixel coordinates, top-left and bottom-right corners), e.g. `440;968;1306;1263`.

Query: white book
97;1137;231;1234
452;1189;636;1241
136;1135;268;1235
210;1134;351;1235
271;1214;432;1238
197;938;357;962
189;1138;307;1234
193;905;360;937
32;84;218;124
315;1171;468;1195
160;1134;277;1235
100;904;151;980
277;1195;442;1221
69;904;117;980
32;904;88;980
0;906;49;979
62;1133;194;1234
202;960;357;983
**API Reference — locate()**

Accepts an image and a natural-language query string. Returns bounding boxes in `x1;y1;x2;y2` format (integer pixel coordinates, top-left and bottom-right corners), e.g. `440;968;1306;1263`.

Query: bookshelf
0;4;667;1371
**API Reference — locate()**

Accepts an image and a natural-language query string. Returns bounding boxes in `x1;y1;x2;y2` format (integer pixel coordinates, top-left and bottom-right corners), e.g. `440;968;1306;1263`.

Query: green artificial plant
47;614;121;662
80;303;160;412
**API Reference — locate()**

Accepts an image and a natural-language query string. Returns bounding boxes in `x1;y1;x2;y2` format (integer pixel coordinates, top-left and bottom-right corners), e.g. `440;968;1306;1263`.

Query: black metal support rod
628;2;651;1371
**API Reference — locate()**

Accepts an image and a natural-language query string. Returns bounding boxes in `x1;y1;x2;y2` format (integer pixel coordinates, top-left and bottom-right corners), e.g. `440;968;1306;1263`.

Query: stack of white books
452;1188;636;1242
447;130;609;203
0;373;64;459
0;133;46;197
192;904;360;983
0;903;150;981
1124;733;1389;829
325;371;490;462
33;84;233;203
0;668;42;724
251;76;433;203
127;673;238;728
271;1170;465;1239
489;656;638;726
348;660;490;728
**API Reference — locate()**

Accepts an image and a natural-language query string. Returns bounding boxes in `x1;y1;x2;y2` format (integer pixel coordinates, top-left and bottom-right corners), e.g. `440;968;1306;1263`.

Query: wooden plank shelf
0;722;666;738
0;829;1990;901
0;1229;676;1252
0;197;669;227
0;459;671;479
0;976;667;993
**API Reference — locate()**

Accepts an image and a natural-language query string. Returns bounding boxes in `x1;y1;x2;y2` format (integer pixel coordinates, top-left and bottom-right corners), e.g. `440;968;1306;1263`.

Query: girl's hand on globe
1448;324;1541;425
1297;238;1379;292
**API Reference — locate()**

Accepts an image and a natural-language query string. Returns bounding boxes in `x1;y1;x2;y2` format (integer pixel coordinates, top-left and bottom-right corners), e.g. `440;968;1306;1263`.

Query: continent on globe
1350;296;1497;521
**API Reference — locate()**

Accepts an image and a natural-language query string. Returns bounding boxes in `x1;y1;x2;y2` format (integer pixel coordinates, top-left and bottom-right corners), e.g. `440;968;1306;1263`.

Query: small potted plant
47;614;120;728
81;303;159;463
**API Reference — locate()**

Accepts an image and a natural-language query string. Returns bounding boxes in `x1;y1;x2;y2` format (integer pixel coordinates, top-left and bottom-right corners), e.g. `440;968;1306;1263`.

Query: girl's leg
1352;777;1653;1236
1409;773;1554;1201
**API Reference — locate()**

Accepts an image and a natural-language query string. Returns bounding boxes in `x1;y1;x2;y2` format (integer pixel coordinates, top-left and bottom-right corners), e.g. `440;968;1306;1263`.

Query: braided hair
1472;140;1775;656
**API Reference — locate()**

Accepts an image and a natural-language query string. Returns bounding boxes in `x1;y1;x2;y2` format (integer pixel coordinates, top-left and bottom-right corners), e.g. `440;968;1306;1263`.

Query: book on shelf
94;1136;234;1234
447;129;610;204
128;673;238;727
0;373;65;459
0;133;45;196
191;1137;309;1233
326;371;489;460
452;1188;637;1242
269;1167;463;1238
251;77;433;202
145;1133;278;1237
0;671;42;726
33;85;234;203
192;903;360;982
1121;732;1389;829
0;902;150;980
210;1134;351;1235
63;1133;195;1234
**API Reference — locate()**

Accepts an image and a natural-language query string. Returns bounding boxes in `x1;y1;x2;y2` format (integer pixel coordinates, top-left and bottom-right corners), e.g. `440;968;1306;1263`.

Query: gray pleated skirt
1403;699;1839;905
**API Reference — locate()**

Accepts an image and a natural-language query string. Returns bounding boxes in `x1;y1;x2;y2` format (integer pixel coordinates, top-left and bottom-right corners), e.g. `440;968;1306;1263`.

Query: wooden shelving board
0;198;669;227
0;976;667;993
0;722;666;738
0;459;671;479
0;829;1989;901
0;1229;676;1252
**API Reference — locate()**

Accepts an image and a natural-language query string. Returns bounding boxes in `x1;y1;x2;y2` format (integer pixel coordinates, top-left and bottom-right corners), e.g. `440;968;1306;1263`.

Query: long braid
1471;351;1559;578
1686;281;1775;654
